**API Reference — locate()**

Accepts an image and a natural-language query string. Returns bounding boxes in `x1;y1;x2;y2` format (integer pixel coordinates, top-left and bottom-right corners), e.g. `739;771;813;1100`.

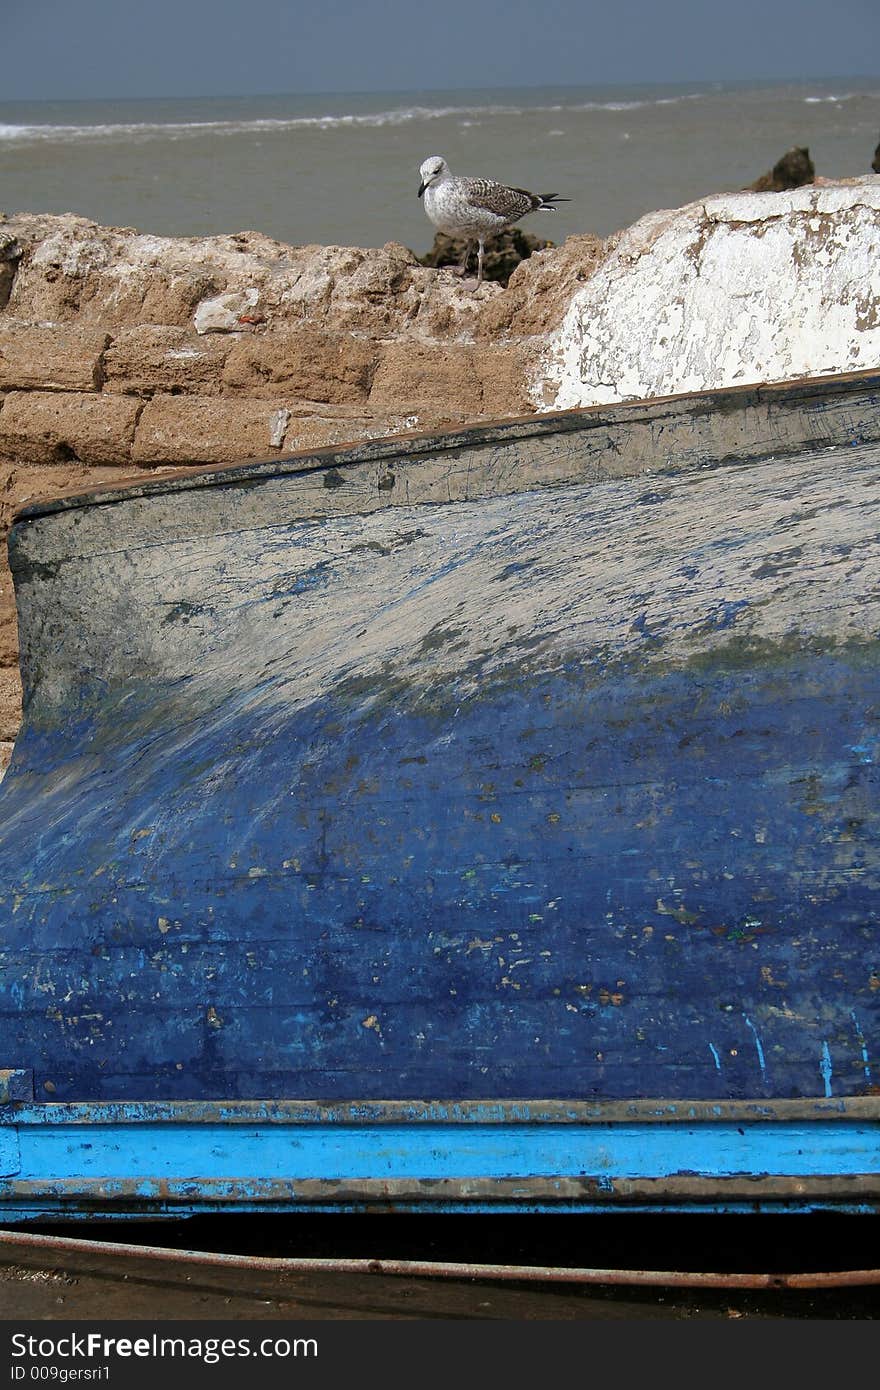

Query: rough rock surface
749;146;815;192
0;232;21;312
418;228;555;284
536;179;880;411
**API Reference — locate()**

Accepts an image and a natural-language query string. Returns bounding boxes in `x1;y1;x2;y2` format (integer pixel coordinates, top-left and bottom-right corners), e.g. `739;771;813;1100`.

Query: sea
1;78;878;256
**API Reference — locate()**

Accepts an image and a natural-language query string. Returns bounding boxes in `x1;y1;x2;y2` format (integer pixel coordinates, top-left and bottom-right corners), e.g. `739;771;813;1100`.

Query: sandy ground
1;1215;879;1320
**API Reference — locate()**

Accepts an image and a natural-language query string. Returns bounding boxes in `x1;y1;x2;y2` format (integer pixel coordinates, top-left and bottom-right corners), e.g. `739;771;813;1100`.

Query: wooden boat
1;367;879;1220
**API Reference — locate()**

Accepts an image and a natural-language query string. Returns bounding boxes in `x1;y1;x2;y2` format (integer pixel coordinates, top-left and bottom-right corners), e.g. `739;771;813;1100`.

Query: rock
0;670;21;743
0;231;22;312
221;330;380;404
283;410;430;454
268;409;290;447
419;227;554;284
130;392;430;465
369;343;486;417
477;234;608;340
103;325;232;396
0;321;109;392
749;146;815;192
2;216;502;339
131;395;301;465
194;288;261;333
370;341;532;420
0;390;142;465
536;180;880;411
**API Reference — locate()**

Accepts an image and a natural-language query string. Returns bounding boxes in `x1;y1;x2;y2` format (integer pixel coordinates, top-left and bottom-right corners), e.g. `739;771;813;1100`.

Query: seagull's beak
417;180;426;198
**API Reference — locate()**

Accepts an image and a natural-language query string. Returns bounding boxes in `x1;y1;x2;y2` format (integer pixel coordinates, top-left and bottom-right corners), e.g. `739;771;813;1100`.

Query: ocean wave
803;93;854;103
0;93;705;146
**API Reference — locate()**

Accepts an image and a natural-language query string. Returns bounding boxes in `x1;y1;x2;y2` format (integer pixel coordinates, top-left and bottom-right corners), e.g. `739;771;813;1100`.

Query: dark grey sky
3;0;879;101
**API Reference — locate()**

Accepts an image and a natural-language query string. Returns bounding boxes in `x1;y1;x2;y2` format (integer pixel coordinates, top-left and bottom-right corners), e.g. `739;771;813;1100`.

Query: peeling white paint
535;179;880;410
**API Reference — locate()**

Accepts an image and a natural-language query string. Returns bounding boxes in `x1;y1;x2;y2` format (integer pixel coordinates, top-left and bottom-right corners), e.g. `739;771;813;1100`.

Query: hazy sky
3;0;879;101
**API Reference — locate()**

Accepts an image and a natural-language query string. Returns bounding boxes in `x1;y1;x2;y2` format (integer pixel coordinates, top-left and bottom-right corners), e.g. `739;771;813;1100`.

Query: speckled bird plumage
418;155;568;286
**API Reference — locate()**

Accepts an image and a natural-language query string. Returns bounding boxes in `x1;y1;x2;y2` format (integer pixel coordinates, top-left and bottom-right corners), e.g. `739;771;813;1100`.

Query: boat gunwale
10;365;880;525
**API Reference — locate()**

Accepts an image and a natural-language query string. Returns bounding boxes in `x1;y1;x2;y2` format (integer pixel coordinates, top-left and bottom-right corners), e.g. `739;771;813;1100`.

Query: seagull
418;155;569;287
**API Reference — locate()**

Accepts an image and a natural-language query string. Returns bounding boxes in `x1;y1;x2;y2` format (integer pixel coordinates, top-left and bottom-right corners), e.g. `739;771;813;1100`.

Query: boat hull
1;370;879;1216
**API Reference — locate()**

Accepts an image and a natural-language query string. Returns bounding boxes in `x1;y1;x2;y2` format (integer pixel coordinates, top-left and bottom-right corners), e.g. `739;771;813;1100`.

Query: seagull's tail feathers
536;194;570;211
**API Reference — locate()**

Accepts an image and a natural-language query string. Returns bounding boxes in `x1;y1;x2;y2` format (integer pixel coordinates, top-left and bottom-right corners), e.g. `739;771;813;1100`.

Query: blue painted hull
1;648;876;1103
1;371;879;1216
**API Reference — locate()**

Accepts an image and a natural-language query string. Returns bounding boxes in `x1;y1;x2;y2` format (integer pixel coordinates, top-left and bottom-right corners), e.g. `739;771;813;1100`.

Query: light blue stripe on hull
3;1103;880;1218
6;1119;880;1182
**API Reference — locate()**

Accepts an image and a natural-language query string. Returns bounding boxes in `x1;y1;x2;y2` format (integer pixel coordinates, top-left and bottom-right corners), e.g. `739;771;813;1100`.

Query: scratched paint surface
0;424;878;1105
9;1118;880;1181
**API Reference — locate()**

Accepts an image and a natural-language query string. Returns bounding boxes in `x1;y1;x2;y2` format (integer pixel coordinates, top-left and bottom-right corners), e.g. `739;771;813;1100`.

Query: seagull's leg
476;237;485;287
457;239;472;275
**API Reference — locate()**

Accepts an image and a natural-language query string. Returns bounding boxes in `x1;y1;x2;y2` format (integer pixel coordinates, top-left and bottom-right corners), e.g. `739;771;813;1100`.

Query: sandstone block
282;410;431;455
473;344;534;418
368;342;532;420
369;343;485;415
222;330;380;404
132;395;297;465
0;667;22;742
0;391;141;465
0;605;17;668
0;321;109;391
103;325;232;396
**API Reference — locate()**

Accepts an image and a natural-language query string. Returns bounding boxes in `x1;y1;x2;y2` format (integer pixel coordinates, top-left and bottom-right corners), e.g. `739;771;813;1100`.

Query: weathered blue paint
0;373;879;1217
1;646;876;1102
8;1115;880;1182
1;1098;879;1218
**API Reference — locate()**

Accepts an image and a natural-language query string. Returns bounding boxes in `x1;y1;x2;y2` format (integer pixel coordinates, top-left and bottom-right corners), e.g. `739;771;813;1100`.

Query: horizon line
2;73;879;107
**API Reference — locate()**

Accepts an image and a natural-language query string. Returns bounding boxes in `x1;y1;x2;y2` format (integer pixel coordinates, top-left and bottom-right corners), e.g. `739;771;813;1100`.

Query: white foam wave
803;93;854;103
0;93;706;146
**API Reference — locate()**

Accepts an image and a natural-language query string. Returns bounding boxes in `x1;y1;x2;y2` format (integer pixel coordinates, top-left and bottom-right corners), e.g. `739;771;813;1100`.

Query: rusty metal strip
2;1227;880;1290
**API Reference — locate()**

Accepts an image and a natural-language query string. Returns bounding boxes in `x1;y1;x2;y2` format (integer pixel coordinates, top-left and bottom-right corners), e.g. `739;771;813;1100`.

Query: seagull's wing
458;177;541;220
